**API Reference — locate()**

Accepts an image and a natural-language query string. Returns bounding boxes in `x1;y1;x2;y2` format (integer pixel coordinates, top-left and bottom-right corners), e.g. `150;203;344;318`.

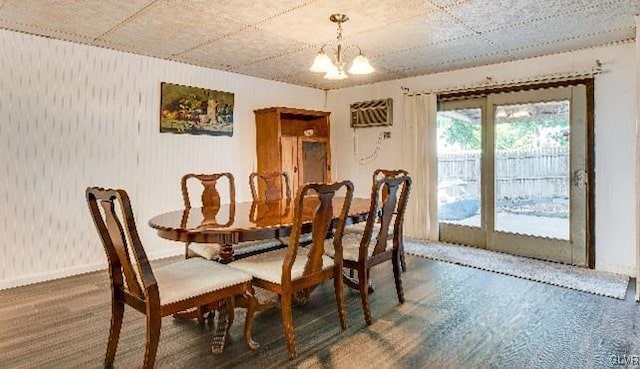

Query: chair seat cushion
236;239;283;254
154;258;252;306
229;247;334;284
188;239;283;260
279;232;313;246
325;232;392;262
187;243;220;260
345;222;394;237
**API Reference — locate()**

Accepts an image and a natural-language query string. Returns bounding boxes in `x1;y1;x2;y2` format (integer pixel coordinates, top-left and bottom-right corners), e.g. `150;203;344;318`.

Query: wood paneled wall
0;29;324;289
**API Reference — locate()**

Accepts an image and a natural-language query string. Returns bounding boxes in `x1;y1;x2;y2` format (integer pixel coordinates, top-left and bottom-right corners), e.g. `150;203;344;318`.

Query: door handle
572;170;588;188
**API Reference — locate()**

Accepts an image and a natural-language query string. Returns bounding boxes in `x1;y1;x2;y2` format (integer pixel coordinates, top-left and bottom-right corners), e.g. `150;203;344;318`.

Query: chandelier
309;13;375;80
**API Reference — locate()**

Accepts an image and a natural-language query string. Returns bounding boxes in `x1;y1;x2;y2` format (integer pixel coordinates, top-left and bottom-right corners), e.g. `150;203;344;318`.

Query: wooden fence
438;147;569;200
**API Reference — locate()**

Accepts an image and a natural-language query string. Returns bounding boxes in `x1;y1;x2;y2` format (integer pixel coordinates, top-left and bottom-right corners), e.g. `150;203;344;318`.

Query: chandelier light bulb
348;54;374;75
324;66;348;80
309;51;335;73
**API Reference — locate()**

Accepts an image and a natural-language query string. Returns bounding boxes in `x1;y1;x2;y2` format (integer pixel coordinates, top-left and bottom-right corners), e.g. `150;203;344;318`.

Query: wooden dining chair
346;169;410;272
326;174;411;325
249;171;312;246
230;181;354;359
86;187;258;369
182;172;280;260
249;171;291;201
375;169;410;272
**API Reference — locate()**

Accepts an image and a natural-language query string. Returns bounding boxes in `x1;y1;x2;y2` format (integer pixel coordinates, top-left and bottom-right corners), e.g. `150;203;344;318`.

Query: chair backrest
360;174;412;260
373;169;409;205
249;171;291;202
181;172;235;227
282;181;354;284
86;187;157;302
181;172;235;209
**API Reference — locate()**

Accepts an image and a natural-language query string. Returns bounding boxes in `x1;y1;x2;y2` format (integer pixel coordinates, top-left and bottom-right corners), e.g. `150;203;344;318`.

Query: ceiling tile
169;54;230;72
100;1;246;57
345;11;474;58
398;52;515;76
165;0;310;25
372;36;502;73
0;0;636;89
484;4;636;52
506;28;635;60
183;27;309;69
428;0;473;9
449;0;597;32
0;0;152;42
286;73;351;89
257;0;434;45
233;48;319;79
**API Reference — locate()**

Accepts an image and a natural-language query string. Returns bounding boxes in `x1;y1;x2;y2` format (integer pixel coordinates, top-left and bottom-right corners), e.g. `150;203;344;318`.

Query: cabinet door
301;140;328;184
280;136;299;192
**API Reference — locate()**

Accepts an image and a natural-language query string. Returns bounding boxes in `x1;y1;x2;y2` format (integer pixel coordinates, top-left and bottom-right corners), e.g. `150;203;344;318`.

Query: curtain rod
401;60;602;97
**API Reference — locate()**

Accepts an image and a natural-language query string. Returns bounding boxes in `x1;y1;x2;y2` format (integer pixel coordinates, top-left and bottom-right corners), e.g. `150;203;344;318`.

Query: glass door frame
437;81;595;267
486;86;586;265
438;97;487;249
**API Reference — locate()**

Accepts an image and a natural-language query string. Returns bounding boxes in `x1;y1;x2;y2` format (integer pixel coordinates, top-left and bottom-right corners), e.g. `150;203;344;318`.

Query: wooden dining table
148;196;372;264
147;196;371;354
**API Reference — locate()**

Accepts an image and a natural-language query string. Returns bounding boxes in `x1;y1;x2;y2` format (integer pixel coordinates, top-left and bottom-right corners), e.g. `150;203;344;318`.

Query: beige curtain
402;93;439;240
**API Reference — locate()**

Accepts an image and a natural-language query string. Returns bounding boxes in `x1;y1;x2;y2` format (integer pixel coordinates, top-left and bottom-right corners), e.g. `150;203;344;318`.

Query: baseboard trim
595;261;635;277
0;248;183;291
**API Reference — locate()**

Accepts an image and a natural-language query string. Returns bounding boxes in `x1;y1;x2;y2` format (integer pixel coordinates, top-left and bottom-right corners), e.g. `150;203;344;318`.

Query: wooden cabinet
255;107;331;197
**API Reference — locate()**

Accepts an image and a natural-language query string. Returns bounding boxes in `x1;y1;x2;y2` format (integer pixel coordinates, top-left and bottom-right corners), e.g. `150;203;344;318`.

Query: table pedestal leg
211;237;237;353
211;298;234;355
218;235;237;264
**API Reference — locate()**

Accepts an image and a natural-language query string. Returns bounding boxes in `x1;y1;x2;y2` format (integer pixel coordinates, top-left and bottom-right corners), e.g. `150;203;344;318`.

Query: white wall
635;16;640;296
0;29;325;289
327;42;638;276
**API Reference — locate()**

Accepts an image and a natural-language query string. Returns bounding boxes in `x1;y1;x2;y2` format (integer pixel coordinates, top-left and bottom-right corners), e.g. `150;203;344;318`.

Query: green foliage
437;115;569;151
495;119;569;150
437;115;481;150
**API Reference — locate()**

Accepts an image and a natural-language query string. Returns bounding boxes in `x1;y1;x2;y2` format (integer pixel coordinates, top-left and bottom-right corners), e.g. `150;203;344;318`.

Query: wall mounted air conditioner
350;98;393;128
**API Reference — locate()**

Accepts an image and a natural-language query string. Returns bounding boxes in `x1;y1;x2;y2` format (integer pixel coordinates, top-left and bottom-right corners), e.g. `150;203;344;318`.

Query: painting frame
160;82;234;137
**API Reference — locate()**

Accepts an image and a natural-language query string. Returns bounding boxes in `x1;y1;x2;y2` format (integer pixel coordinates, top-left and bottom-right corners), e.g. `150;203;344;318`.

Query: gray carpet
405;240;630;299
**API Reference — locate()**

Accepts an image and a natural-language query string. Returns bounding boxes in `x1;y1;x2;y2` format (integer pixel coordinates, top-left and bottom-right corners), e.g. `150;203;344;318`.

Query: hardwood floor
1;255;638;368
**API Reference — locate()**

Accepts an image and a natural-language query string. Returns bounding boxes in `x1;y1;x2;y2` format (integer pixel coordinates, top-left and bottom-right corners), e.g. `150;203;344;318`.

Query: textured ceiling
0;0;637;90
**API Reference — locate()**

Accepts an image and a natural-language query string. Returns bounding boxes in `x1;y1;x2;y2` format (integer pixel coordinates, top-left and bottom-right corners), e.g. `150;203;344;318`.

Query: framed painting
160;82;234;136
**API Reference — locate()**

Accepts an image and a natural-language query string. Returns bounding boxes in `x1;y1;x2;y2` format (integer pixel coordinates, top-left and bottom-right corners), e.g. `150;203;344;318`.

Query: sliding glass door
437;98;486;248
437;85;589;266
